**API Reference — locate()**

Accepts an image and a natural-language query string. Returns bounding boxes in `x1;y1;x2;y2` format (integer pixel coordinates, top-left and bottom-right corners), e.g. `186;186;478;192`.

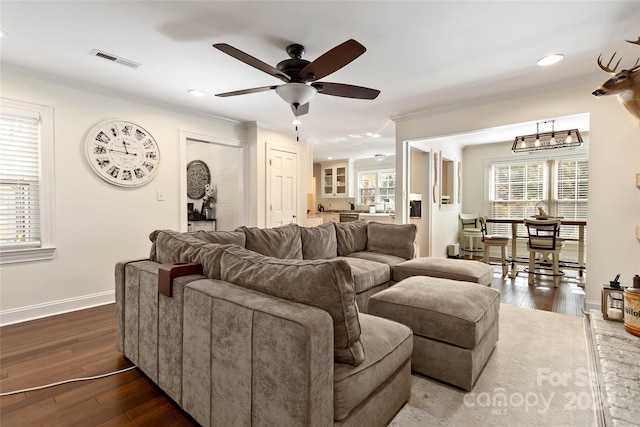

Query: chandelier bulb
534;135;540;147
566;131;572;144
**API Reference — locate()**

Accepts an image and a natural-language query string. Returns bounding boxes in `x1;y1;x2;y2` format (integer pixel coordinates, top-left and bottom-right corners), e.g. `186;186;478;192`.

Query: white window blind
490;161;546;235
489;157;588;239
555;159;589;239
0;108;42;249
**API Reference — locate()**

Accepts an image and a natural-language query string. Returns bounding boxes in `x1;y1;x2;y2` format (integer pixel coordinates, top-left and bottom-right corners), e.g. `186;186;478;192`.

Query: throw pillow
196;230;246;247
367;222;417;260
220;245;365;366
300;222;337;259
335;219;368;256
237;224;303;259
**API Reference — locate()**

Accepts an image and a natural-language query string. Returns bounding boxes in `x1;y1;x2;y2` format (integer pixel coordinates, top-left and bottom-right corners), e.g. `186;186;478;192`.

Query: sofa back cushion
237;224;303;259
196;230;246;247
220;245;365;366
335;220;368;256
151;230;207;263
149;229;246;262
367;222;418;260
192;243;239;279
300;222;337;259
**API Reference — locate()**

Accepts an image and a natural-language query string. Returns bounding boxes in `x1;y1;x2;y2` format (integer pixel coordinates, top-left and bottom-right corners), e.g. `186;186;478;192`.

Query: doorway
181;131;246;231
407;143;432;257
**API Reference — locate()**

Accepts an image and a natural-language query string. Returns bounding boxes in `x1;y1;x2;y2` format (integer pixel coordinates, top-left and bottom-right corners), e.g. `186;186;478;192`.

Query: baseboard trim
0;291;115;326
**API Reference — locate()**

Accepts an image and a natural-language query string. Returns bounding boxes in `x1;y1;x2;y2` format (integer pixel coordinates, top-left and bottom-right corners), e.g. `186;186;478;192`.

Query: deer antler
597;52;622;74
626;36;640;45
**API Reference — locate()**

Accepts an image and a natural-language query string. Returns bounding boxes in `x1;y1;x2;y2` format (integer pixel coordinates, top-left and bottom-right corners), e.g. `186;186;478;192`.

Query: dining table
485;218;586;285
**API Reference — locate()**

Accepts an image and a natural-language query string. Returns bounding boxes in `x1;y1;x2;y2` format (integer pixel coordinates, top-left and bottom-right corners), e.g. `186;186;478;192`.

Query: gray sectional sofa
116;220;419;426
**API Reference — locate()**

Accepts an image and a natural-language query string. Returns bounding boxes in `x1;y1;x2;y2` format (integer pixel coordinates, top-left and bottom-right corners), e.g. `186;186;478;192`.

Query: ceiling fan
213;39;380;117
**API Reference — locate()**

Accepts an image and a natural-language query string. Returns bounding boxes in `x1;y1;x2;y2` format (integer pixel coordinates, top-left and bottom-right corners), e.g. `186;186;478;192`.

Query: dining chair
523;218;564;287
479;216;509;277
459;213;482;259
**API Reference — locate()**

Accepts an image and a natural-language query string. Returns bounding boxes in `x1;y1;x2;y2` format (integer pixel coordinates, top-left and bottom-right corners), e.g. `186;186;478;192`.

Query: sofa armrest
183;280;334;427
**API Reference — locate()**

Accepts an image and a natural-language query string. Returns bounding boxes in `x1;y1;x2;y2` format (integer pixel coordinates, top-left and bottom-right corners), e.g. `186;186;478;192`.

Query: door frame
179;130;247;231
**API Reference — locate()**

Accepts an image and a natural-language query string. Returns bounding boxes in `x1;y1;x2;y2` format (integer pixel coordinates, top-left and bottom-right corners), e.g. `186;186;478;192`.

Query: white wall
395;81;640;307
0;70;250;324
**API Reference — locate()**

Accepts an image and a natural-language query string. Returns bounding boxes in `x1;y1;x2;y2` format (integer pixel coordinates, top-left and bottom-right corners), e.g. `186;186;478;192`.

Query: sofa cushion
333;313;413;421
151;230;207;263
149;229;245;262
366;222;417;260
335;220;368;256
338;257;390;294
347;251;408;268
393;257;494;285
192;243;241;280
220;246;365;366
196;230;246;247
237;224;303;259
300;222;337;260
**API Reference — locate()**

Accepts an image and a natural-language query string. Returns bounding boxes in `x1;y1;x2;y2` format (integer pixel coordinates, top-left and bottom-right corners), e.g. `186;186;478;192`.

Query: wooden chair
479;216;509;277
459;213;482;259
523;219;564;287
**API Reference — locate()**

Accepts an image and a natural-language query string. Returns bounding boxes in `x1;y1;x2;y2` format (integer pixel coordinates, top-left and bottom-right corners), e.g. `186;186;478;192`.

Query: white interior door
268;148;297;227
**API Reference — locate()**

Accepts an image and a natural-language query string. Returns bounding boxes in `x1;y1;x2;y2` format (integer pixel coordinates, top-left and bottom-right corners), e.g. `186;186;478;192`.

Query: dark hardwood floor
0;266;586;426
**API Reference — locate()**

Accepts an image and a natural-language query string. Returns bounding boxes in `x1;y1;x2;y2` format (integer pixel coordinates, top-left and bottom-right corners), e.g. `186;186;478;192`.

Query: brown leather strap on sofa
158;262;203;297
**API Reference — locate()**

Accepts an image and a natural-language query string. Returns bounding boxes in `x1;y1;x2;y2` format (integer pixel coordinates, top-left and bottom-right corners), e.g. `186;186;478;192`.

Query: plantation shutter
0;107;42;249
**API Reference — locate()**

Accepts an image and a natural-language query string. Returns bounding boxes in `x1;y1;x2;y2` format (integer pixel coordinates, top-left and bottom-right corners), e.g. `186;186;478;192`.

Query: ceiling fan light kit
275;83;317;106
213;39;380;117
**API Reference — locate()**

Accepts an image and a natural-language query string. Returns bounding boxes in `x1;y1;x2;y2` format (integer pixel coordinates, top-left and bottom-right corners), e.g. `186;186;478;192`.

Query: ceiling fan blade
291;103;310;116
311;82;380;99
299;39;366;81
213;43;290;82
215;85;278;97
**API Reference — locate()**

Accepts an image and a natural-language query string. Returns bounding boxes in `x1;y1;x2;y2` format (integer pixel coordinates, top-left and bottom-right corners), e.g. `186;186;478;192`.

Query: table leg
578;224;586;286
509;222;518;278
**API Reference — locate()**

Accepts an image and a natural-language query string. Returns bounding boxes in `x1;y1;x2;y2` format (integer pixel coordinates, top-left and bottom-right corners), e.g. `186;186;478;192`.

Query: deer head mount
592;37;640;122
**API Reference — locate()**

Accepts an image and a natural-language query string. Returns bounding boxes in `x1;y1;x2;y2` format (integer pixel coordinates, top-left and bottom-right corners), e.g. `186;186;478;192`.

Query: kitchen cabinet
321;161;354;198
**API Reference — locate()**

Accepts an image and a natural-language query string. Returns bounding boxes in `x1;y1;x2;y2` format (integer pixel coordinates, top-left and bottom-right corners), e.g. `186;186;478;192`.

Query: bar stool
523;219;564;287
459;213;482;259
479;216;509;277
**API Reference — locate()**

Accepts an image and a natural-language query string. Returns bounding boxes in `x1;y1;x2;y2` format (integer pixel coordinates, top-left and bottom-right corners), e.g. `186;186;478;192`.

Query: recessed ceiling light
537;54;564;66
187;89;205;97
327;157;333;160
349;134;362;139
366;132;381;138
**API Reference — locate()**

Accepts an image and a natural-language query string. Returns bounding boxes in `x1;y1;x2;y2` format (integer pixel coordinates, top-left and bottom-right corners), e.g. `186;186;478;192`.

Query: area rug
390;304;596;427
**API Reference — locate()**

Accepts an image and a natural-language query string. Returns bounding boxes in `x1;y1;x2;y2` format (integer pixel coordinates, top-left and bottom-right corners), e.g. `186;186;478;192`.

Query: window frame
487;153;588;240
0;98;56;264
356;168;396;207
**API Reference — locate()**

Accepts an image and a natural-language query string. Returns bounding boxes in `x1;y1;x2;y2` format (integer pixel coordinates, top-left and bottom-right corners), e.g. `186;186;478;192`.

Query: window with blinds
489;157;588;239
0;106;42;250
490;161;546;236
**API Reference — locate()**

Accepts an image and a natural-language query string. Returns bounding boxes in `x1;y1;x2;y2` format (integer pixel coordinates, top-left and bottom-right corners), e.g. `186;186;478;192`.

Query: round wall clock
186;160;211;199
84;119;160;187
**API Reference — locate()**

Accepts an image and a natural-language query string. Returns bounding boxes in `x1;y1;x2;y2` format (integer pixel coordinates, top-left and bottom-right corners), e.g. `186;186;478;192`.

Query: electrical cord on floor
0;365;137;396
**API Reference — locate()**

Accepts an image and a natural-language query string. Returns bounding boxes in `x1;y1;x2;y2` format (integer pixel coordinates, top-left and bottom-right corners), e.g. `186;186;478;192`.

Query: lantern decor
601;274;624;322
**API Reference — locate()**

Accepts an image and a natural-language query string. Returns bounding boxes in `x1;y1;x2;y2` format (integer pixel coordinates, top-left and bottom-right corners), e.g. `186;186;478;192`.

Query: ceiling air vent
90;49;140;69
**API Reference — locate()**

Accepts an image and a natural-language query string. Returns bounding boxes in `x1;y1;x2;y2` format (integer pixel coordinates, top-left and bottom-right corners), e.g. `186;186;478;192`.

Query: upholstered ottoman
368;276;500;391
392;257;494;286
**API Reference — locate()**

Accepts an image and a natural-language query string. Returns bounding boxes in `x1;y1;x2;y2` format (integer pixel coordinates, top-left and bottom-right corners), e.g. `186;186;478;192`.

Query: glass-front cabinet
321;161;354;198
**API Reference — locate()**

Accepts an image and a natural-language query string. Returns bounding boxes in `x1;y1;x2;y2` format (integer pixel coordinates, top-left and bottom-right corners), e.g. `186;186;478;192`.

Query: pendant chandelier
512;120;583;153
